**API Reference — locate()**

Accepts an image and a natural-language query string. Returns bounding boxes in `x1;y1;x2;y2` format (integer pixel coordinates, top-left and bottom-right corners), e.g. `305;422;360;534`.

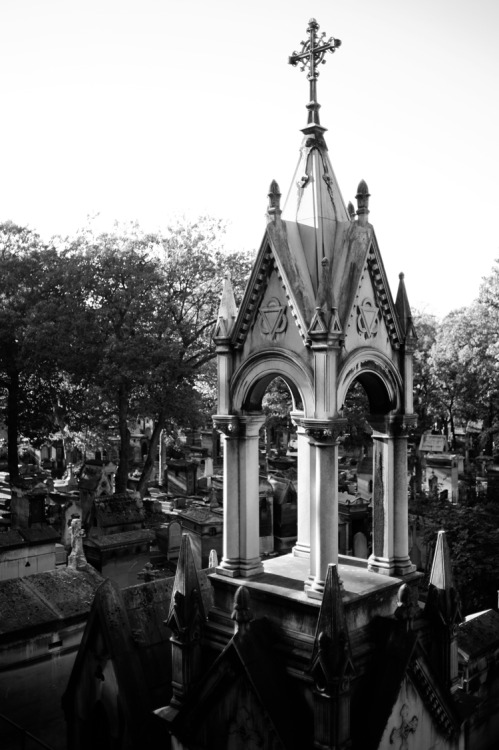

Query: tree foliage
0;217;252;492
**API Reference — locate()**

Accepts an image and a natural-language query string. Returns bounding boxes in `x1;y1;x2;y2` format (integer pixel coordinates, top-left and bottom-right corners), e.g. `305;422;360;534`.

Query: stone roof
92;493;145;528
0;566;103;639
83;528;155;550
458;609;499;659
176;506;223;527
0;526;59;550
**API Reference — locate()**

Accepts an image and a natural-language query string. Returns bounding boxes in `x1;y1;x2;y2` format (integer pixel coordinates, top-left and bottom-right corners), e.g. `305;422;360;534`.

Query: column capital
212;414;241;437
213;413;266;438
302;418;348;445
238;413;266;438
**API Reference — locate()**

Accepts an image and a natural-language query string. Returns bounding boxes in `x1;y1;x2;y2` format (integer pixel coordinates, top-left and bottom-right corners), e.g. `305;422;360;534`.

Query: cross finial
289;18;341;127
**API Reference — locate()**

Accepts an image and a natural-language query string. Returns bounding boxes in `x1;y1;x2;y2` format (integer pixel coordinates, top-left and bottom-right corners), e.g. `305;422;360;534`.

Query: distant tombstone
419;434;448;453
409;539;422;570
353;531;368;559
167;521;182;561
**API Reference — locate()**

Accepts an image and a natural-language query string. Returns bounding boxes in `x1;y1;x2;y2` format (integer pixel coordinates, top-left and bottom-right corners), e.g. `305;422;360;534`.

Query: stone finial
347;201;356;220
267;180;282;220
355;179;370;226
213;271;238;342
395;271;417;349
394;583;419;631
231;585;253;634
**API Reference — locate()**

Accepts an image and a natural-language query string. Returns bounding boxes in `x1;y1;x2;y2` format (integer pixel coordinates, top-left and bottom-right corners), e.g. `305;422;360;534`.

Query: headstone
353;531;368;559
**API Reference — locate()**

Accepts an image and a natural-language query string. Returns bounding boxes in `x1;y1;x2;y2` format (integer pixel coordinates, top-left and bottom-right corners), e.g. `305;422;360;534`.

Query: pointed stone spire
213;272;238;343
425;530;462;690
165;533;206;640
165;534;207;708
395;272;417;349
427;530;461;626
310;565;354;750
310;564;354;688
355;180;370;226
347;201;356;220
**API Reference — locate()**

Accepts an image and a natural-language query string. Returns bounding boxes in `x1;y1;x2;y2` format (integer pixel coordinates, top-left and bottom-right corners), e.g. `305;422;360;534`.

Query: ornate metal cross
289;18;341;127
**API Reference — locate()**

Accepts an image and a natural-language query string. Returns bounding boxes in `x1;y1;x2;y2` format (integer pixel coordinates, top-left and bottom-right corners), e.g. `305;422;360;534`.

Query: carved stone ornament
357;298;379;338
389;704;418;749
258;297;287;340
212;415;241;437
303;419;347;444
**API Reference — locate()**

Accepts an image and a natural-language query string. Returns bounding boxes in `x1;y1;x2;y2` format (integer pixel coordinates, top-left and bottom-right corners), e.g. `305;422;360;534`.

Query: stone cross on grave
289;18;341;126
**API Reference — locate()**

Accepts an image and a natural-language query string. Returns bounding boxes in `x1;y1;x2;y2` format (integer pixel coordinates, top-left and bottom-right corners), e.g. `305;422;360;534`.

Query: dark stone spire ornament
289;18;341;128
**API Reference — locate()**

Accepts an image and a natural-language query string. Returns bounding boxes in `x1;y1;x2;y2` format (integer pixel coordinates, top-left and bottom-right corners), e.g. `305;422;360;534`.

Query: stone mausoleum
63;20;499;750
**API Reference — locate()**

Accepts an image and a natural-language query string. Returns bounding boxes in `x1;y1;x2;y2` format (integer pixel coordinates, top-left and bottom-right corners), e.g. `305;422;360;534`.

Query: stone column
238;414;266;577
292;417;312;558
368;417;415;576
303;420;345;599
212;413;265;579
368;429;395;574
393;421;416;575
213;415;241;577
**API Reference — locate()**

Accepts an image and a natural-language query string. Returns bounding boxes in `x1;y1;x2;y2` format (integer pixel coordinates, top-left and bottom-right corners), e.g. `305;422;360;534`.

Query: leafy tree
412;310;439;435
413;493;499;614
58;218;253;495
0;222;72;478
132;218;253;495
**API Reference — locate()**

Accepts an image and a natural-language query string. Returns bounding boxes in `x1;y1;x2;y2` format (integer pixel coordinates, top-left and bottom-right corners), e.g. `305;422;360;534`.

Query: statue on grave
68;517;87;569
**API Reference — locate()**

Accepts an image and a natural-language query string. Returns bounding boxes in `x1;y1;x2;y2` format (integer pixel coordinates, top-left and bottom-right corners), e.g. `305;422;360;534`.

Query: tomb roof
83;528;155;550
0;526;59;550
91;493;145;528
0;566;102;639
458;609;499;659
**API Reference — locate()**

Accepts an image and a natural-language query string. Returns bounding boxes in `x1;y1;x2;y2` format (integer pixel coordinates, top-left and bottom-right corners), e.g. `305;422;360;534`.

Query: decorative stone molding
389;704;418;748
212;415;242;438
303;418;347;444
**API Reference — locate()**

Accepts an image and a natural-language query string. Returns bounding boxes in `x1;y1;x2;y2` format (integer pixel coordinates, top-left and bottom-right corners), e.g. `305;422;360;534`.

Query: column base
367;555;396;576
293;542;311;559
304;576;325;600
217;557;264;578
393;556;417;576
216;560;241;578
239;556;264;578
368;555;417;577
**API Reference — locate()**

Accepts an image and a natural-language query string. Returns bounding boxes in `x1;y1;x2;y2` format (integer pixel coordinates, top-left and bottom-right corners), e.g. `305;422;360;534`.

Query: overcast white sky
1;0;498;318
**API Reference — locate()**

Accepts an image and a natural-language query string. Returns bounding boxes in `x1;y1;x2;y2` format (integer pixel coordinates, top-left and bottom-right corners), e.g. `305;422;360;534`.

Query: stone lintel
369;413;417;438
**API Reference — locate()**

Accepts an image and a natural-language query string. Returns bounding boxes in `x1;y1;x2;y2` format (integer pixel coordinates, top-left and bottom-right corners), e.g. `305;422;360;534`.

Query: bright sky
1;0;498;318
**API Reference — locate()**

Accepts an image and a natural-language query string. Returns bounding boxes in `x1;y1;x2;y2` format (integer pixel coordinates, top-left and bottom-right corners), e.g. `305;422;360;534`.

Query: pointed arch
337;349;403;416
231;349;315;415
